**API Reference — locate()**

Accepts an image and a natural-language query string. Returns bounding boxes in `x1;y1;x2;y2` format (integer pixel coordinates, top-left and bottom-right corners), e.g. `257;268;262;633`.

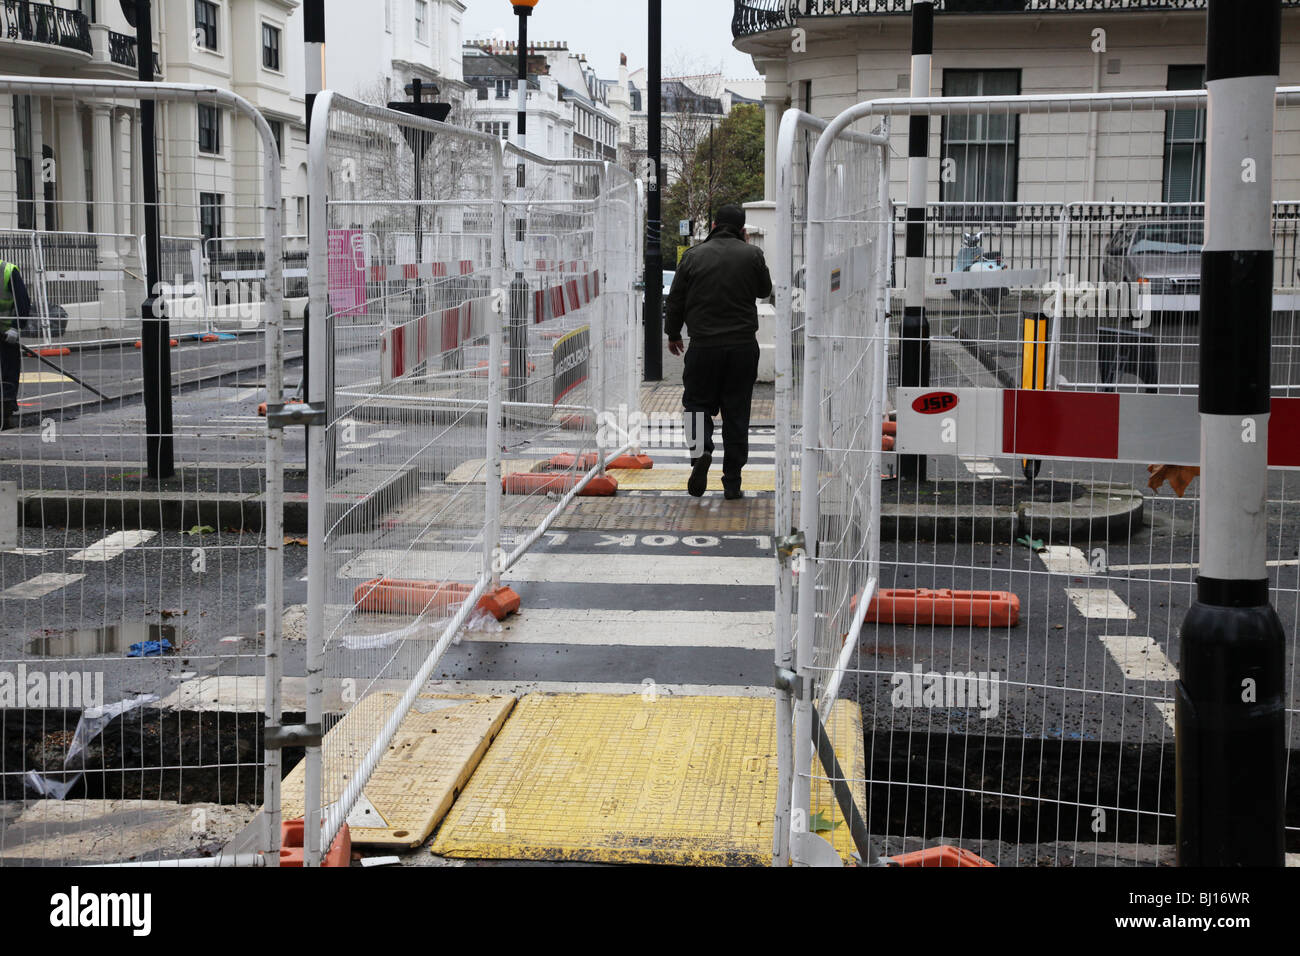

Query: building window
265;117;284;161
198;104;221;154
476;121;510;140
200;192;223;243
414;0;427;42
495;79;511;99
13;95;35;231
385;0;392;33
194;0;218;51
1164;65;1207;206
262;24;281;71
940;69;1020;217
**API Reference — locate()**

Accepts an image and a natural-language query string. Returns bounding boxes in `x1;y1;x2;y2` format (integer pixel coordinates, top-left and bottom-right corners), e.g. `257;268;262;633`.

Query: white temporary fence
302;93;643;866
777;86;1300;867
0;76;285;866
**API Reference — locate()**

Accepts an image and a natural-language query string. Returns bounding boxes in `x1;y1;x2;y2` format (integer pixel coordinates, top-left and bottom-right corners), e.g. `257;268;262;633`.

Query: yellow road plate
431;693;864;865
279;693;514;848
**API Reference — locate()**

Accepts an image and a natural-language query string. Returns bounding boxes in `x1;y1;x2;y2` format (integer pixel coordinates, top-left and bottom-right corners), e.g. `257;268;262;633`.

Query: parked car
661;270;675;319
1101;220;1203;321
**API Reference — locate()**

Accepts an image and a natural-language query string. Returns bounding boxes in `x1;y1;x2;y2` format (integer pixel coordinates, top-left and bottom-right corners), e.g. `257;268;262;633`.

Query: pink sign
327;228;367;317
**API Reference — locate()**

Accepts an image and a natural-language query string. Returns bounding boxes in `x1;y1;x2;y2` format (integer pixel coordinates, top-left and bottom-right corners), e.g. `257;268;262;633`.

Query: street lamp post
643;0;663;381
121;0;172;479
507;1;538;406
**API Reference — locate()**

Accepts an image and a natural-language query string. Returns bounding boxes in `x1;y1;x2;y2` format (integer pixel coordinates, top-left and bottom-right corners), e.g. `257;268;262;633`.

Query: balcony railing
108;29;161;74
734;0;1300;38
2;0;92;55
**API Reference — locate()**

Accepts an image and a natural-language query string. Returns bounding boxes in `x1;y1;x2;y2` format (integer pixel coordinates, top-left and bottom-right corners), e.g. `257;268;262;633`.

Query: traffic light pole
642;0;663;381
900;0;932;482
1175;0;1286;867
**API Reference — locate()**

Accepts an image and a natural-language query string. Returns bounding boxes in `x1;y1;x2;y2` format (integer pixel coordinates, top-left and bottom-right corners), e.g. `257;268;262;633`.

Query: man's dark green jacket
665;224;773;348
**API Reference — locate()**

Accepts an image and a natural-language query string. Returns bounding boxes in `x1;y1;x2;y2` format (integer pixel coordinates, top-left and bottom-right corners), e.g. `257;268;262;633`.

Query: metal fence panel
777;87;1300;866
0;77;284;866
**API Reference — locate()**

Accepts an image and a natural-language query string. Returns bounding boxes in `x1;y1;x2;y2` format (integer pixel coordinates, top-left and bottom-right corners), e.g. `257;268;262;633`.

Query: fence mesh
779;88;1300;866
302;95;643;861
0;78;284;866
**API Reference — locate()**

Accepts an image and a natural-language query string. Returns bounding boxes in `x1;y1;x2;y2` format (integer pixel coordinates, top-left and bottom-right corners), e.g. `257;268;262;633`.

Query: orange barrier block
882;434;895;452
882;420;897;436
279;819;351;867
608;453;653;469
37;347;72;357
886;846;995;868
544;451;599;470
134;339;178;348
200;334;220;343
352;578;520;621
863;589;1019;627
502;472;617;496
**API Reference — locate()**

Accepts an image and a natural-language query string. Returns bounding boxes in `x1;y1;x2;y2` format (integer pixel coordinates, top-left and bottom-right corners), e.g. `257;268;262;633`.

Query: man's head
714;204;745;231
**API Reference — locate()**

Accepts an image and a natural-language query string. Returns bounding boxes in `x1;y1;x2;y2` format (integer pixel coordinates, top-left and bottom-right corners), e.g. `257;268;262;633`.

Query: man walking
665;204;772;499
0;258;31;430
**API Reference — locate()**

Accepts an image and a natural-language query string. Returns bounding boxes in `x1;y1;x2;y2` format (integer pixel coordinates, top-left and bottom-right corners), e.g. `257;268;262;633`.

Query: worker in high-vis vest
1;258;31;430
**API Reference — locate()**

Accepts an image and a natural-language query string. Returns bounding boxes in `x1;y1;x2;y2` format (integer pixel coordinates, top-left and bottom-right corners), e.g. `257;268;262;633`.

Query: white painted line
227;388;261;403
68;530;157;562
336;549;772;587
341;442;377;450
960;456;1002;479
368;430;403;440
1039;546;1092;576
5;549;48;556
1099;635;1179;682
480;608;775;649
423;679;773;698
2;572;86;599
1064;588;1136;620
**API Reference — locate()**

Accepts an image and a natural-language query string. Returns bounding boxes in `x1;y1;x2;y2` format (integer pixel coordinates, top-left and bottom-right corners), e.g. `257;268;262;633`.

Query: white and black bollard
900;0;933;482
1176;0;1286;866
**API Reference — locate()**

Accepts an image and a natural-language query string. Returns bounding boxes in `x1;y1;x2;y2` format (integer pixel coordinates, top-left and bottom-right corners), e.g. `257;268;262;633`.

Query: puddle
26;623;180;657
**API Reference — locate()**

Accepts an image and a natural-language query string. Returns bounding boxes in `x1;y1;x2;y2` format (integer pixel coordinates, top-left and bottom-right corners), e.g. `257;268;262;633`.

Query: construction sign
552;324;590;405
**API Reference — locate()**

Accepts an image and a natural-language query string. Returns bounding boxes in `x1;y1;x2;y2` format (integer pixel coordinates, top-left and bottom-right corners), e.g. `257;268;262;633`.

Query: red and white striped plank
368;259;476;282
896;387;1300;468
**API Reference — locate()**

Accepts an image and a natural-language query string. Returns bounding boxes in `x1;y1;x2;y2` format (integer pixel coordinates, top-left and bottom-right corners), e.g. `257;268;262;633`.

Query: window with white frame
194;0;218;51
1163;65;1207;205
414;0;427;42
262;23;281;71
199;192;223;242
198;104;221;154
940;69;1020;217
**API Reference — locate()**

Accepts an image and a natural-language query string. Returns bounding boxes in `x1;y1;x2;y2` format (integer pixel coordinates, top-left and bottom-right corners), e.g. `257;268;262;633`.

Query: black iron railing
2;0;91;54
734;0;1300;38
107;29;161;74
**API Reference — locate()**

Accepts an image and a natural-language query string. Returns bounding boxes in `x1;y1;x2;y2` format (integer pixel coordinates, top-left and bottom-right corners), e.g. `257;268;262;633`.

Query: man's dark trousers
0;340;18;416
681;340;760;490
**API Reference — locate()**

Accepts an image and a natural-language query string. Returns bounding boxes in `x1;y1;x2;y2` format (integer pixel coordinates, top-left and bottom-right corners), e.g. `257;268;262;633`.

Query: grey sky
460;0;760;83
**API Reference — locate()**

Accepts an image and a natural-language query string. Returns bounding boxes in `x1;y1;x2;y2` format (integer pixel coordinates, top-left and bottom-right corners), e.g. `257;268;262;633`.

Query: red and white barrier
895;387;1300;468
379;293;496;384
368;259;475;282
532;269;601;324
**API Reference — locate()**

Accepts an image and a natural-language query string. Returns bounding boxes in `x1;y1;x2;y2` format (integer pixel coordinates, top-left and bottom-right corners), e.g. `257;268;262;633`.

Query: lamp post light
507;1;538;407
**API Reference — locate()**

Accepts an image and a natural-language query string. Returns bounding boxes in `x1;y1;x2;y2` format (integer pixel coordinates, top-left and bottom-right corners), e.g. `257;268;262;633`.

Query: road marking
960;455;1002;479
19;372;71;384
423;679;772;698
1099;635;1179;682
478;608;775;649
5;548;48;556
68;530;157;562
1064;588;1136;620
227;388;261;403
2;572;85;599
337;550;771;587
1038;546;1092;576
341;442;377;450
368;430;403;440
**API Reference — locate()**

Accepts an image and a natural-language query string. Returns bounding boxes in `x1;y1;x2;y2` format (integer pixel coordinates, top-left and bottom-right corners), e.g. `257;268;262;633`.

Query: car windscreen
1131;222;1204;255
663;270;675;288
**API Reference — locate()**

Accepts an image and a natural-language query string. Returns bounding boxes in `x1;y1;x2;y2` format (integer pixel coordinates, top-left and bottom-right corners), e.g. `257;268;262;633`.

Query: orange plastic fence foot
885;846;995;867
882;420;897;436
353;578;473;615
279;819;351;867
37;347;71;357
134;339;177;348
480;585;521;620
881;435;896;452
545;451;599;470
861;588;1019;627
607;453;653;469
579;475;617;496
503;472;580;495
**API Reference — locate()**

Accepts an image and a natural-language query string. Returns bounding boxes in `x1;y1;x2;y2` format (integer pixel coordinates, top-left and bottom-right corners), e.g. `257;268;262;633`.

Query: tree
662;103;765;265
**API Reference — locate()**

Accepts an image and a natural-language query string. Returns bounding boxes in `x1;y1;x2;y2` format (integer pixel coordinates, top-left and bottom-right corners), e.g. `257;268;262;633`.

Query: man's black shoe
723;485;744;500
688;454;712;497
